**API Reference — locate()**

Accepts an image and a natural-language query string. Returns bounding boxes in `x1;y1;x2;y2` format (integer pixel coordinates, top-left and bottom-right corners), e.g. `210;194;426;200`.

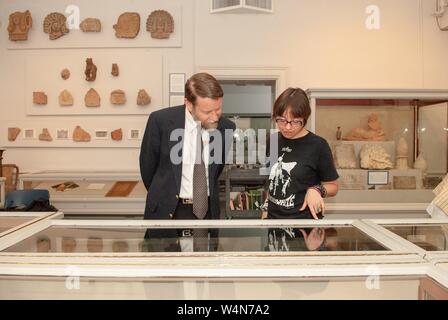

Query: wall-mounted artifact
85;58;97;82
360;143;393;170
43;12;69;40
59;90;74;106
33;92;47;105
343;113;386;141
60;68;70;80
8;10;33;41
111;128;123;141
393;176;417;190
395;137;409;170
38;128;52;141
84;88;100;107
137;89;151;106
334;144;357;169
111;63;119;77
113;12;140;38
146;10;174;39
80;18;101;32
73;126;91;142
8;128;21;141
110;89;126;105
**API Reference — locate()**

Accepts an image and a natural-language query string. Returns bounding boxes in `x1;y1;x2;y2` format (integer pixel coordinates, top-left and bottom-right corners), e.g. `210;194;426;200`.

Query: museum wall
0;0;447;172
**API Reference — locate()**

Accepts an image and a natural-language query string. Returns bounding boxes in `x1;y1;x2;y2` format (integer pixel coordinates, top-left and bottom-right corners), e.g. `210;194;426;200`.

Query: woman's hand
299;228;325;251
300;188;325;220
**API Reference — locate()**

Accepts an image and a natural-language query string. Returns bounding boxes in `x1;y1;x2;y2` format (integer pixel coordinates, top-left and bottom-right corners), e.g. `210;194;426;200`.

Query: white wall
1;0;447;172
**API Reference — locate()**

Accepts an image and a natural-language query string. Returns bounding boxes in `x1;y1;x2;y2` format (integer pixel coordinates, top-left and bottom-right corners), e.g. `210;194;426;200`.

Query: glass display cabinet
307;89;448;216
2;213;446;299
363;219;448;262
18;171;146;217
0;212;60;238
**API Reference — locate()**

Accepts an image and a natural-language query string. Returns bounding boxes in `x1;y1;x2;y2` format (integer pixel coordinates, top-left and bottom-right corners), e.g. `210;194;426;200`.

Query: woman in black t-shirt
263;88;339;220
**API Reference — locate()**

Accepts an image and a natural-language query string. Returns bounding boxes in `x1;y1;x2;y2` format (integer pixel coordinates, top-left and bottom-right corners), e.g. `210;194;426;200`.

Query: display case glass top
3;224;387;253
385;224;448;251
0;216;34;234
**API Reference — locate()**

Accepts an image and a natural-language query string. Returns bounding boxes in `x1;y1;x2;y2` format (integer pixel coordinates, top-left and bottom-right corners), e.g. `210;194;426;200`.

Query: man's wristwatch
309;184;327;198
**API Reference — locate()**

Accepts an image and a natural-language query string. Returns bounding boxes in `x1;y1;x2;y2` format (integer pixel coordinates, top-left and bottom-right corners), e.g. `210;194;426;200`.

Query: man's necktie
192;127;209;252
193;127;208;219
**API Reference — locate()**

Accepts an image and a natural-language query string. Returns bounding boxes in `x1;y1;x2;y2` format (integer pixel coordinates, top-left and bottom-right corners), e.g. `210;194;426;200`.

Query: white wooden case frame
0;217;426;280
0;212;62;239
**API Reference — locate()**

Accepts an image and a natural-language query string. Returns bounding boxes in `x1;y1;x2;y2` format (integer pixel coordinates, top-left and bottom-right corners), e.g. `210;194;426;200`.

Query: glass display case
18;171;146;217
0;212;59;238
307;89;448;214
364;219;448;261
1;215;448;299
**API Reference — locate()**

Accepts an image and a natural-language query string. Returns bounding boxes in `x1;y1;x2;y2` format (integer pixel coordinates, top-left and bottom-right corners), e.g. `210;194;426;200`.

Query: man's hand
300;188;325;220
261;211;268;219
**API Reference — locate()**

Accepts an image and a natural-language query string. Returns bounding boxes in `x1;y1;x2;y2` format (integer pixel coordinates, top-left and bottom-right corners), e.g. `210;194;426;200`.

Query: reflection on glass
3;226;387;253
385;225;448;251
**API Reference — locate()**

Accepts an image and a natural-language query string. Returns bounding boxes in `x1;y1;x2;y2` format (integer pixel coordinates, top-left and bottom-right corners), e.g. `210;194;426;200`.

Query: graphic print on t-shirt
268;152;297;209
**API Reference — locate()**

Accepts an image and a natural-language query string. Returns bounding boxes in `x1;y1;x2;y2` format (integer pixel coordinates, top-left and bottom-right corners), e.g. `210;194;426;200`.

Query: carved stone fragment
73;126;91;142
8;128;21;141
61;68;70;80
111;63;119;77
80;18;101;32
33;92;47;105
137;89;151;106
334;144;357;169
43;12;69;40
8;10;33;41
110;90;126;105
146;10;174;39
85;88;100;107
59;90;74;106
113;12;140;38
360;143;393;170
39;128;53;141
111;128;123;141
85;58;97;82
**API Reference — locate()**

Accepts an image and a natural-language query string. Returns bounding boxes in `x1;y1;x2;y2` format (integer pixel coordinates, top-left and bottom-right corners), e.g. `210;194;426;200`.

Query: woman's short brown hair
272;88;311;125
185;73;224;105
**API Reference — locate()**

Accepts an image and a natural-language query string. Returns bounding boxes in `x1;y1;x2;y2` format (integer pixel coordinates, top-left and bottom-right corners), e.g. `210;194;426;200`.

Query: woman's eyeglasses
275;117;304;128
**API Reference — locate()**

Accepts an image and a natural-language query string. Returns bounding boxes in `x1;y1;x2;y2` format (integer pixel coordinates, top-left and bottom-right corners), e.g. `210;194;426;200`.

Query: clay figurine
85;58;97;82
113;12;140;38
8;10;33;41
43;12;69;40
146;10;174;39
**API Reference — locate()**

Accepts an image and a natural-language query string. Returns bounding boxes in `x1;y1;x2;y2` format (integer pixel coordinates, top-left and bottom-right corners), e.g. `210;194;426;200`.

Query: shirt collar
185;107;200;133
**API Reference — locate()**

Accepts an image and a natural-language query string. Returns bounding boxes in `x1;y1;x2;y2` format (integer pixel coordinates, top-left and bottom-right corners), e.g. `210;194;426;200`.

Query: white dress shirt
179;108;210;199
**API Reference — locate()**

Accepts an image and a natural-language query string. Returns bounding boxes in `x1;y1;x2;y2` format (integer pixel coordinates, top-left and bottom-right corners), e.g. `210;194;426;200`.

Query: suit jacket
140;105;236;219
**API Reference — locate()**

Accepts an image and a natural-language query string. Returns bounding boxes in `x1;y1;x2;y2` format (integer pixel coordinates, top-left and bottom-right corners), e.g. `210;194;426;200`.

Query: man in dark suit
140;73;236;225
